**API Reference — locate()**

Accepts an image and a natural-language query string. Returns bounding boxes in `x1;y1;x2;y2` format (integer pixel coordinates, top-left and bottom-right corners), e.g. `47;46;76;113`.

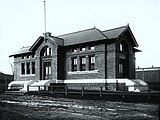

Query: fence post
148;85;150;100
82;86;84;96
27;86;29;92
38;86;40;94
51;86;53;94
100;86;102;97
105;80;108;90
65;85;68;95
116;80;119;91
122;83;125;98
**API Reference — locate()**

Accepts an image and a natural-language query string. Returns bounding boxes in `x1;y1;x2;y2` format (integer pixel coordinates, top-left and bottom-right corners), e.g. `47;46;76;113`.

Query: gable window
27;62;30;74
42;46;52;56
89;56;95;70
21;63;25;75
72;57;77;71
120;43;123;51
80;47;85;51
32;62;35;74
89;46;95;50
72;48;77;53
80;57;86;71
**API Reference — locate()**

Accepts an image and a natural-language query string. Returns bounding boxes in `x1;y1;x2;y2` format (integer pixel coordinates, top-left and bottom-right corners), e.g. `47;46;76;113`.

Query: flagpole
44;0;46;34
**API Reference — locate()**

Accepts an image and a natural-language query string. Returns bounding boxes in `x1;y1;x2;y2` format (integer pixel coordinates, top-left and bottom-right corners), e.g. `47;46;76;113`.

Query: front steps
3;91;25;96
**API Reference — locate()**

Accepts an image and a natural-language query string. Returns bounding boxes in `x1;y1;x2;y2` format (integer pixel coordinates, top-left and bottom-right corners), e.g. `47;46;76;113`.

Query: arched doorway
40;46;52;80
119;41;129;78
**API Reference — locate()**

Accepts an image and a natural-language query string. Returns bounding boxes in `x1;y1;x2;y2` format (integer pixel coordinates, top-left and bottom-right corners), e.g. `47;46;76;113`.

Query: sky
0;0;160;74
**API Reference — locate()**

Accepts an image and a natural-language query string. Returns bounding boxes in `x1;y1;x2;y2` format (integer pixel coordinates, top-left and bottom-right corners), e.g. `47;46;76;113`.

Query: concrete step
3;91;25;96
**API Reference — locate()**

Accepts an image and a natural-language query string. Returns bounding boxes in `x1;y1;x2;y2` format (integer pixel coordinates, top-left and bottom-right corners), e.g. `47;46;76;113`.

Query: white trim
136;68;160;71
68;70;99;74
20;74;35;77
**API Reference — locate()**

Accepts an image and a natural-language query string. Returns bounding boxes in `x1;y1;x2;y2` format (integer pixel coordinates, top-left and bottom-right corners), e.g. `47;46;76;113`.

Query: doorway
40;46;52;80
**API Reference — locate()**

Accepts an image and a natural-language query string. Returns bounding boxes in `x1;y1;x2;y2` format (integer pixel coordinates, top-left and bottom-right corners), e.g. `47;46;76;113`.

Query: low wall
55;82;127;92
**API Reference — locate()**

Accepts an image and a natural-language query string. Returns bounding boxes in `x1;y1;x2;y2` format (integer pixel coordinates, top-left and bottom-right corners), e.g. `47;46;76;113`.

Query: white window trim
68;70;99;74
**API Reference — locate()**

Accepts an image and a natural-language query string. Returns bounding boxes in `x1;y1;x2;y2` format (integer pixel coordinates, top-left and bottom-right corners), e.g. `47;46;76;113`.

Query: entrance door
40;46;52;80
43;61;51;80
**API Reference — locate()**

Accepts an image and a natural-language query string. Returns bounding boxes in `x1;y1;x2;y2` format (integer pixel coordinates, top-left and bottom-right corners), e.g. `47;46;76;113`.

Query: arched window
119;41;128;53
41;46;52;56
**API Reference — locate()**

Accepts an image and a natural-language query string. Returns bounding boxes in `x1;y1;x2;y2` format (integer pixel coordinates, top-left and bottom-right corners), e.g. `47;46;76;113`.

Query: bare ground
0;94;159;120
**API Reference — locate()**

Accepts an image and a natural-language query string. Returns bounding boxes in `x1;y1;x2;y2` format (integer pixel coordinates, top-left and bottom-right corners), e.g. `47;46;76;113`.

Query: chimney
43;32;52;37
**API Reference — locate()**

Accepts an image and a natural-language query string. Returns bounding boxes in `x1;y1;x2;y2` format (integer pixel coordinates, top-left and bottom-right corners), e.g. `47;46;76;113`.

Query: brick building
10;25;139;83
136;66;160;90
0;72;13;93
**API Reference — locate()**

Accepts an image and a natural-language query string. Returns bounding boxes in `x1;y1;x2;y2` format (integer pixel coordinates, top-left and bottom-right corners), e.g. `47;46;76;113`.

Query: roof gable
9;46;31;57
10;24;139;57
102;25;138;47
29;36;64;52
102;26;127;39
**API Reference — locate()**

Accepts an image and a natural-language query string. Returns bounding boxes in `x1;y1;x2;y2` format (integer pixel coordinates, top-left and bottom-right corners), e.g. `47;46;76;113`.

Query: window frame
21;63;25;75
89;56;95;70
89;46;95;50
71;57;78;71
80;57;86;71
26;62;30;74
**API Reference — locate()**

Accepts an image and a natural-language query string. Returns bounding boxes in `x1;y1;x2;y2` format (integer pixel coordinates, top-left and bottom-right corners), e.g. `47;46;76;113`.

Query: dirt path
0;95;159;120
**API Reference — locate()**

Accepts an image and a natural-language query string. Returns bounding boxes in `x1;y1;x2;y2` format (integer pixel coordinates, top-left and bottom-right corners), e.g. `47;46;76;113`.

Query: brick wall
66;83;126;91
14;56;36;81
106;43;116;78
65;43;106;79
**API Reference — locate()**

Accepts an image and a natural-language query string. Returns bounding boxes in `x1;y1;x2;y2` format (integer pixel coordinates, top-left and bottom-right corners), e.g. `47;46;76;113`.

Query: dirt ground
0;94;159;120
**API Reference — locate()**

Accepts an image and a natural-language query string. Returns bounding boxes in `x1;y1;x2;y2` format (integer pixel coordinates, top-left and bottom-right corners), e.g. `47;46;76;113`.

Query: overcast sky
0;0;160;74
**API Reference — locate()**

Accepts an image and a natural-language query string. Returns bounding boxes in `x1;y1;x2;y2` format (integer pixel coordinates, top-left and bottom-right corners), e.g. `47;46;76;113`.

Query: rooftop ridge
136;67;160;69
94;28;108;39
57;27;96;37
21;46;31;49
102;25;127;32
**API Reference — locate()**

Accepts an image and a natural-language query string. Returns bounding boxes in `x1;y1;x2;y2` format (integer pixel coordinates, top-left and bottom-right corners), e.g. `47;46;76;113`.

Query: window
22;56;25;59
27;55;30;59
32;53;35;58
27;62;30;74
32;62;35;74
44;62;51;79
80;47;85;51
49;48;52;55
42;46;52;56
89;46;95;50
120;43;123;51
72;58;77;71
89;56;95;70
72;48;77;52
80;57;86;71
119;64;123;73
21;63;25;75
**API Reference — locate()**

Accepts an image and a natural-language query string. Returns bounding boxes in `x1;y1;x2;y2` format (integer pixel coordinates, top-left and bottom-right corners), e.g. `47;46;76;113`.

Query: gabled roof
102;25;138;47
29;36;64;52
58;27;108;46
9;46;31;57
102;26;127;39
10;24;139;57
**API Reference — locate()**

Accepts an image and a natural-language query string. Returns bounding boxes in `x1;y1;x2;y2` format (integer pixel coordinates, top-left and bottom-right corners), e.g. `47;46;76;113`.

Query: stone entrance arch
40;46;52;80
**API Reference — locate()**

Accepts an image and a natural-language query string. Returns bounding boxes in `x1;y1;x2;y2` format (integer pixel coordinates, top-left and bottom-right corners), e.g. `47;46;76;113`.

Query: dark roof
102;26;127;39
9;46;31;57
10;25;139;56
58;28;108;46
136;67;160;71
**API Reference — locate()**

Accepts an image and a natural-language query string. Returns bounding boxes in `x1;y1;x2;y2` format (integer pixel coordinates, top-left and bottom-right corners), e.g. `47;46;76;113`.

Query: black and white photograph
0;0;160;119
